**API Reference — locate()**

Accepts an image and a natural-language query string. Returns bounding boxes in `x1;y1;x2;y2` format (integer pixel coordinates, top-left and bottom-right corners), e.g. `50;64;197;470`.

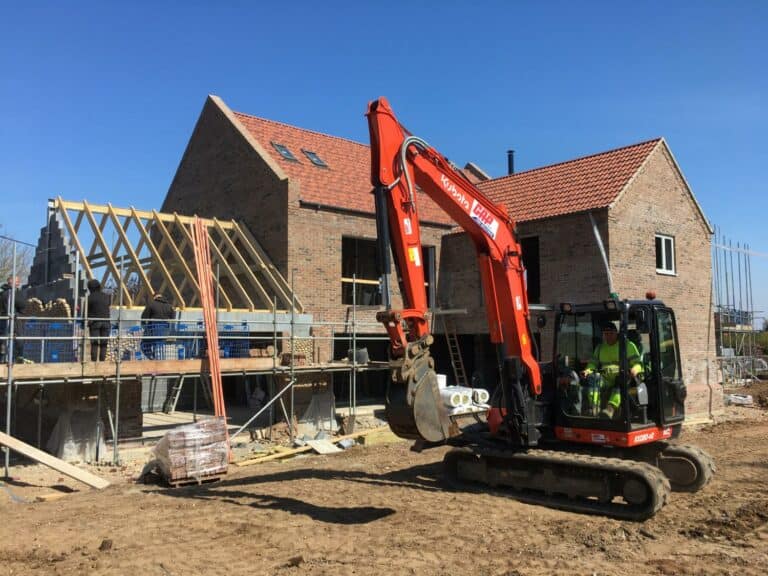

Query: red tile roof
477;139;661;222
232;111;453;225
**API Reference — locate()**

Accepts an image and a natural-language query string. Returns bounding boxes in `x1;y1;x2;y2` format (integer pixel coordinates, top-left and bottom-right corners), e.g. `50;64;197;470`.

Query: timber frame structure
51;197;302;312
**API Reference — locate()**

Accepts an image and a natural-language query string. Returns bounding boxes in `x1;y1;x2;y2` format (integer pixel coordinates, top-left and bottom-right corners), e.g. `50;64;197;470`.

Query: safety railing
0;315;389;365
717;354;768;386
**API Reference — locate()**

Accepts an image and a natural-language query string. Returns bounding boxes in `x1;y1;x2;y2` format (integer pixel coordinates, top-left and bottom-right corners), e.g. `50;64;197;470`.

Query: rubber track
659;443;716;492
445;447;671;521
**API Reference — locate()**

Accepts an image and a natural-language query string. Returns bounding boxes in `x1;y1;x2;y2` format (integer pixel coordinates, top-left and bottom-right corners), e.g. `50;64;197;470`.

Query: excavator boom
367;97;540;444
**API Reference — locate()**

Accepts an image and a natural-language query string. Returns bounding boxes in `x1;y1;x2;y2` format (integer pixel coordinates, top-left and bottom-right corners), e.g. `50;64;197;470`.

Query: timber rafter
53;197;302;312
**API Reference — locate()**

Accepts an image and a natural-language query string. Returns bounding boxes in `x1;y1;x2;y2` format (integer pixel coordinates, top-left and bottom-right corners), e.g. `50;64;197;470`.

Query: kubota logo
440;175;470;211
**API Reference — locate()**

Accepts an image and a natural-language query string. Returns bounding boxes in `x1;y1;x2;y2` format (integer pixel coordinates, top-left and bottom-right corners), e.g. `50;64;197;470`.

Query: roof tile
478;139;661;222
234;110;659;227
233;111;453;225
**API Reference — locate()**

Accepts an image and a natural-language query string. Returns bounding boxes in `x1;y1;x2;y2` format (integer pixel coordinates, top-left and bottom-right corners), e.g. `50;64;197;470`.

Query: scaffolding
1;275;388;472
712;226;767;385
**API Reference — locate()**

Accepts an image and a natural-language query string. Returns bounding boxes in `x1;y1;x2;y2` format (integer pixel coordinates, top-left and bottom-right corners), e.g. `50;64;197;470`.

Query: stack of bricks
249;345;276;358
281;335;313;365
152;417;229;483
105;330;141;362
22;298;72;318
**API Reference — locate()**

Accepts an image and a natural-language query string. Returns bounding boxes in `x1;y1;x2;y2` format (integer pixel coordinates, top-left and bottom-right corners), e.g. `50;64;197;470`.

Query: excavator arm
367;97;541;444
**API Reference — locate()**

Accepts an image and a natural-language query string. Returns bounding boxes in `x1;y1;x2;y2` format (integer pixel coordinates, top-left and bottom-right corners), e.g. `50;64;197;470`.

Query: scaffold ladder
442;316;468;387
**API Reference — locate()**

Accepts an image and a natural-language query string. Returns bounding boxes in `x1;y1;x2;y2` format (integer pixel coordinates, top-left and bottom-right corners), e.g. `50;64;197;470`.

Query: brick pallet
152;417;229;485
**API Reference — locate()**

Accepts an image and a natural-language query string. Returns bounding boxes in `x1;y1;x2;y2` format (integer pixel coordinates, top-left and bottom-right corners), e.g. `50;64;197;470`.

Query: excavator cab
552;297;686;447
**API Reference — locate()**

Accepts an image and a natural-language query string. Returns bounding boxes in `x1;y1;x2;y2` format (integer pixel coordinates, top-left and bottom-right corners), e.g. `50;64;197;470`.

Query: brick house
162;95;454;399
164;95;720;419
438;139;722;419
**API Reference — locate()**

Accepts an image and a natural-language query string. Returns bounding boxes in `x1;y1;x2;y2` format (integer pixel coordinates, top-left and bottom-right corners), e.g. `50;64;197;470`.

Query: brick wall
439;210;611;349
610;144;721;419
288;201;447;361
439;146;719;419
163;96;451;363
163;96;290;277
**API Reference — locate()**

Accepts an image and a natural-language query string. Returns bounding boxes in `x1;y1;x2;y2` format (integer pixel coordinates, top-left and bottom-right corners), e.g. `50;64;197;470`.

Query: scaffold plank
0;431;110;489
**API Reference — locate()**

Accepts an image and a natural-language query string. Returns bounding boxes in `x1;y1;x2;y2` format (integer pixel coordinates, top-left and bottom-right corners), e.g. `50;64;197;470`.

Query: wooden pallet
167;472;225;488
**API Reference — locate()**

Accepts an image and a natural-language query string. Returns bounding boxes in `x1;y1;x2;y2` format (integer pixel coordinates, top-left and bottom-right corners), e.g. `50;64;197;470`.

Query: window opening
271;142;299;162
655;234;675;274
302;149;328;168
342;237;381;305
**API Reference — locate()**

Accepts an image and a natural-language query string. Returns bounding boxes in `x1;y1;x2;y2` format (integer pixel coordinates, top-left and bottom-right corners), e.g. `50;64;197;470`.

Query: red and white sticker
470;200;499;239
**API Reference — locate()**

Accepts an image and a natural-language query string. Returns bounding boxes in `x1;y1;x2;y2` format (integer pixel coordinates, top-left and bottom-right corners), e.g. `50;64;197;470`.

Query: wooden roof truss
53;197;303;312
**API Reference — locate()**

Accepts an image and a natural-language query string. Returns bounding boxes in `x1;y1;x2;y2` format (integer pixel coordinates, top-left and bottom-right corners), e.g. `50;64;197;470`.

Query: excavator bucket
386;369;451;442
384;339;453;443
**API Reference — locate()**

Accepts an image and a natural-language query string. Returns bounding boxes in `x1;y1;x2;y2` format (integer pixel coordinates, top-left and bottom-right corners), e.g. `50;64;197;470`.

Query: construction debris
235;425;391;467
725;394;754;406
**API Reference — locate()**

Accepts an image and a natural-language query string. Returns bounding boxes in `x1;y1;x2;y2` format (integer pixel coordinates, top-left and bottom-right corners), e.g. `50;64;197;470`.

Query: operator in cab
581;320;643;419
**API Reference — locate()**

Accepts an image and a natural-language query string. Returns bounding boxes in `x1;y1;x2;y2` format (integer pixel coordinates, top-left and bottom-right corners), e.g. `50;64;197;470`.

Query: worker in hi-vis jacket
581;321;643;419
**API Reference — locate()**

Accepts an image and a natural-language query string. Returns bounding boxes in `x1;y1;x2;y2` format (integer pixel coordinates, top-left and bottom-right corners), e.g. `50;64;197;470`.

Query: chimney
506;150;515;175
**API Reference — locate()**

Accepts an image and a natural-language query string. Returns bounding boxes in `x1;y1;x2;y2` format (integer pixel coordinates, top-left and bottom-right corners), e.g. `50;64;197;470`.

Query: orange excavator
367;97;714;520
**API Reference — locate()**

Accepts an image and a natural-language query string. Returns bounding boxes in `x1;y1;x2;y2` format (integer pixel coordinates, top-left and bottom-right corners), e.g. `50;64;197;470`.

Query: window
271;142;299;162
422;245;436;309
656;307;685;421
520;236;540;303
655;234;676;275
342;237;382;305
341;239;437;307
302;149;328;168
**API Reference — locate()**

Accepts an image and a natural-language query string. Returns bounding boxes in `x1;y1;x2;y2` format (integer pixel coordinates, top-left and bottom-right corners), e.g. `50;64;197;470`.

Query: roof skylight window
271;142;298;162
302;149;328;168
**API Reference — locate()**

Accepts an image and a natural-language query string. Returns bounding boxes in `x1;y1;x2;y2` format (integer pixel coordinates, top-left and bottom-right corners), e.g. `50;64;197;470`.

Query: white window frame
655;234;676;276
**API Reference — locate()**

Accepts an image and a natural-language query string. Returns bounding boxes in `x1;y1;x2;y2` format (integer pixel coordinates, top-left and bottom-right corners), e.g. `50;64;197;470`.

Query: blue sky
1;1;766;319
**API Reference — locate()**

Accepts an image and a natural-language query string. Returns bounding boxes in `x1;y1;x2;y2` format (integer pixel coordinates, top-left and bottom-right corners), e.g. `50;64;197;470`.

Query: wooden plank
0;357;277;380
332;425;390;444
0;359;387;382
234;223;300;311
57;200;238;229
83;200;133;306
0;431;110;489
306;439;343;454
131;208;186;307
55;197;94;280
206;230;250;311
235;445;313;467
107;204;154;299
234;426;391;467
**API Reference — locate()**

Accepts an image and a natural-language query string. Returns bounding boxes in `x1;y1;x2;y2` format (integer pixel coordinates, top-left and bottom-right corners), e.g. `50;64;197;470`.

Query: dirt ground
1;405;767;576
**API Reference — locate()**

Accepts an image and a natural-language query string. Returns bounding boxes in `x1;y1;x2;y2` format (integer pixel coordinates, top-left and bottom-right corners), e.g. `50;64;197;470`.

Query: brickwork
164;96;450;363
439;145;718;419
610;145;721;418
439;210;611;350
288;202;447;361
163;96;290;276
